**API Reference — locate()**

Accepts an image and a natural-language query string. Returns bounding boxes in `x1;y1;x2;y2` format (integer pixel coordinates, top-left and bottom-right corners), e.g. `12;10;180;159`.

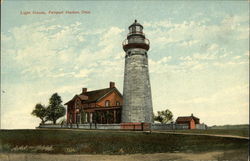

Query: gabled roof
65;87;122;105
83;87;121;103
176;115;200;124
176;117;193;122
78;95;88;100
64;94;88;105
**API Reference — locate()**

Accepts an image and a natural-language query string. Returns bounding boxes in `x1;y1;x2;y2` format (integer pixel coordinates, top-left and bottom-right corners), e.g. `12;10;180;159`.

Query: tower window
116;101;120;106
105;100;110;107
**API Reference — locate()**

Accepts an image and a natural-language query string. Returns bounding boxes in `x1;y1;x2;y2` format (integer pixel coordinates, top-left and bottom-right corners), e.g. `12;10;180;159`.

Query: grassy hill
209;124;249;130
0;129;248;155
162;128;249;137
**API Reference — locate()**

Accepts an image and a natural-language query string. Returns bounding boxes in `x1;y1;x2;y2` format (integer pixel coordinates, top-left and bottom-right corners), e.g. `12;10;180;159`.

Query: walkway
154;131;249;140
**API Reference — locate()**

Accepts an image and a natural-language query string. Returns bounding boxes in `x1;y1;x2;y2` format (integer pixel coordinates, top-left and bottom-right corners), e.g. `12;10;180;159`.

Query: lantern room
129;20;143;34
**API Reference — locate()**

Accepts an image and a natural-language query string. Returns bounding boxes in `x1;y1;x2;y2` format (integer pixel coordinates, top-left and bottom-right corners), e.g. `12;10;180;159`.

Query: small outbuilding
176;114;200;129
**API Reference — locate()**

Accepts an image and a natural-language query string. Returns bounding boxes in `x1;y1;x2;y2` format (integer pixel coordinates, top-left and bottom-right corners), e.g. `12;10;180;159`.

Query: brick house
65;82;123;124
176;114;200;129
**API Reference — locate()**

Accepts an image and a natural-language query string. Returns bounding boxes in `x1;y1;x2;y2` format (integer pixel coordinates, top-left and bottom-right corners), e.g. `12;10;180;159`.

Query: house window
105;100;110;107
116;101;120;106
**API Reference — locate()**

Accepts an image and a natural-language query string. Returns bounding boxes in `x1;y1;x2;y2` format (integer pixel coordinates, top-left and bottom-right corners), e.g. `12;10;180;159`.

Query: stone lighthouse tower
122;20;153;124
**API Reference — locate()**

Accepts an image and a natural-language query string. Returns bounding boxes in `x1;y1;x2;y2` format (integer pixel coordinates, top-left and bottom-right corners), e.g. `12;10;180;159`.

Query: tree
154;109;173;124
46;93;66;124
31;103;47;124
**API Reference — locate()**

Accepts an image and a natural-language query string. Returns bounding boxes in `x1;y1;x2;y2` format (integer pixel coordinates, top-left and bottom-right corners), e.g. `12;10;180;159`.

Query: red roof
78;95;88;100
176;115;200;124
65;87;122;105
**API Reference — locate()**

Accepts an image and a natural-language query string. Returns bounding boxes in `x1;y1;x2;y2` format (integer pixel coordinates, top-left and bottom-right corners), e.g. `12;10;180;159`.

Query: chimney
191;113;193;117
109;82;115;88
82;88;87;93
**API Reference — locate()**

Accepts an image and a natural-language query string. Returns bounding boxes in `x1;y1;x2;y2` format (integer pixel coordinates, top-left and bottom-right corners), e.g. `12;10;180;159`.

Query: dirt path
154;131;249;140
0;151;224;161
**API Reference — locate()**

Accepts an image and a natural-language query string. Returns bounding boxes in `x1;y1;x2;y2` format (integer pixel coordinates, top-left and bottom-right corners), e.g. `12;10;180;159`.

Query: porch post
114;110;116;123
87;112;90;123
74;111;76;124
90;113;93;123
85;113;88;123
66;108;69;123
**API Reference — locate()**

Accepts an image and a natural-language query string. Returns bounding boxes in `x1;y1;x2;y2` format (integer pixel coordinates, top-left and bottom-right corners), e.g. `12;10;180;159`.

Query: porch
67;106;122;124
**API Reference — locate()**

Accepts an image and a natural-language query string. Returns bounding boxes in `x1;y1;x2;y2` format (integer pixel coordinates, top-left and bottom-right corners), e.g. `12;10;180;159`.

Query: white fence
196;123;207;130
152;123;189;130
38;123;121;130
38;123;191;130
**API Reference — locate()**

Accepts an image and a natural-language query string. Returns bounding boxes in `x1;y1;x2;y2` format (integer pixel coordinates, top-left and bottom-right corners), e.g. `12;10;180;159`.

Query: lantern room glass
136;26;142;32
129;26;142;34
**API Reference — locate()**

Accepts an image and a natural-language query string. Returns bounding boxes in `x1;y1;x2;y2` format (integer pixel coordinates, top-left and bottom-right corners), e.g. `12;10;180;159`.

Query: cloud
213;59;248;67
148;56;180;74
180;40;199;47
233;56;241;59
149;42;233;73
1;20;127;129
2;108;40;129
144;20;205;48
2;21;86;79
1;83;45;129
244;51;249;57
181;52;216;61
37;84;86;97
159;84;249;126
98;27;124;46
176;42;249;71
2;20;125;80
74;69;93;78
174;84;249;106
144;16;248;50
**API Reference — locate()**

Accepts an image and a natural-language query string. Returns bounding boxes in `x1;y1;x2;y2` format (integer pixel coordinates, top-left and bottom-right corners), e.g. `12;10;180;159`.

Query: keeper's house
65;82;123;124
176;114;200;129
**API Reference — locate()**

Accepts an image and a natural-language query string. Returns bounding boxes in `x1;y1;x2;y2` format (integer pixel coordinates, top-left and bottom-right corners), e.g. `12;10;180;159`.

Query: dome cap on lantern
129;19;143;29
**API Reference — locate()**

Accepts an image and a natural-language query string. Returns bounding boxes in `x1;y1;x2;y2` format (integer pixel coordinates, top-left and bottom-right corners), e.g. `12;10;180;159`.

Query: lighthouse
122;20;153;124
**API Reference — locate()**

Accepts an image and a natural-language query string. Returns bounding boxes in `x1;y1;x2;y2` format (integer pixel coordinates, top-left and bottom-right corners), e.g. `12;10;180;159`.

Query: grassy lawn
160;128;249;137
0;129;248;155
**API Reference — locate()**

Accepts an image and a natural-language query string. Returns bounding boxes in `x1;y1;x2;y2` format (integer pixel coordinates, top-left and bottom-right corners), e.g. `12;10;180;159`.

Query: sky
1;0;249;129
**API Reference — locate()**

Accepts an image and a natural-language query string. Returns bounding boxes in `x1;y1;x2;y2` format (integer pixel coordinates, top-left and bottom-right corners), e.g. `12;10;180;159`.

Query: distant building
65;82;123;124
176;114;200;129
